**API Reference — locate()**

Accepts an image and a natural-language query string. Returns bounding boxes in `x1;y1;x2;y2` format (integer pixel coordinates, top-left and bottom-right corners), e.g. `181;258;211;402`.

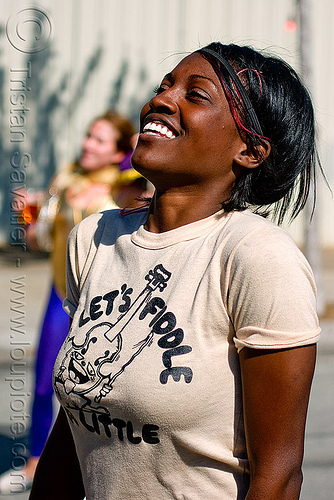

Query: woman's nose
149;89;178;114
83;136;93;149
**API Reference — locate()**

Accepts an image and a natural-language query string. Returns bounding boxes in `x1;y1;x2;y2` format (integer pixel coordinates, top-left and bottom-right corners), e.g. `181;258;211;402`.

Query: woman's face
131;52;245;192
80;119;123;171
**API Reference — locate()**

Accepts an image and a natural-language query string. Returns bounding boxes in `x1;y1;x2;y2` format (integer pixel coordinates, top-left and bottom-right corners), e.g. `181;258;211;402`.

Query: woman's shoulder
226;209;296;245
69;208;147;245
223;209;307;268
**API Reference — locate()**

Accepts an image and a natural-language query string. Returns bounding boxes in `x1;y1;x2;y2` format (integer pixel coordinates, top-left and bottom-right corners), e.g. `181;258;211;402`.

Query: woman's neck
144;188;226;233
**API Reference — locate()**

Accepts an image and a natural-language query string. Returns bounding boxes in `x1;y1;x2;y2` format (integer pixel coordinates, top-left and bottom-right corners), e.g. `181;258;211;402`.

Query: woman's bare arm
29;406;85;500
239;344;316;499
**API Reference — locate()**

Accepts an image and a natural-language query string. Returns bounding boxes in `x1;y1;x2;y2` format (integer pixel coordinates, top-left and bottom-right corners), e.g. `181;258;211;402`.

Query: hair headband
200;48;264;138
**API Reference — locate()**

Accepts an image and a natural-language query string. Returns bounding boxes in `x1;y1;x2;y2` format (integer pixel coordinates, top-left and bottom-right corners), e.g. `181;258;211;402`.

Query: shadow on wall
107;59;151;126
0;12;152;248
0;19;103;248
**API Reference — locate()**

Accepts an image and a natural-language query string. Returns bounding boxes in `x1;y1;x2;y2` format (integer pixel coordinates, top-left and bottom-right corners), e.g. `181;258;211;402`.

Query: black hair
198;42;321;223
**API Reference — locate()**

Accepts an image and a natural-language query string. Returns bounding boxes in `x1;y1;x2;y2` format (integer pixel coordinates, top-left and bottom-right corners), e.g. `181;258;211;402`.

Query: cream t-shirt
54;208;320;500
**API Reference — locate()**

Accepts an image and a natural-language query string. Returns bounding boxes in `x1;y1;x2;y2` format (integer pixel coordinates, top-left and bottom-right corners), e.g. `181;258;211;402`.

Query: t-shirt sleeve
224;225;321;352
62;213;102;317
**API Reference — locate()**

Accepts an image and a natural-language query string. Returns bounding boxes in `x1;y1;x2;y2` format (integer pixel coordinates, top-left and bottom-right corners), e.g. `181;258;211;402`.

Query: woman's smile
142;120;176;139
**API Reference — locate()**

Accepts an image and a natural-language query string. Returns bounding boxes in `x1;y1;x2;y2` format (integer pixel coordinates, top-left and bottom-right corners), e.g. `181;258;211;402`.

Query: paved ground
0;248;333;499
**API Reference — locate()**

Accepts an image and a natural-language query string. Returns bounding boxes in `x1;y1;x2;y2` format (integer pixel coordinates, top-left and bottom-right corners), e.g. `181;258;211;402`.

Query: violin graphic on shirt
55;264;174;403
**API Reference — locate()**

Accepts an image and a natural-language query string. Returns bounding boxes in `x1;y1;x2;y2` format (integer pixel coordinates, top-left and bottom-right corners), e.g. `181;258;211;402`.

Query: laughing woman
30;42;321;500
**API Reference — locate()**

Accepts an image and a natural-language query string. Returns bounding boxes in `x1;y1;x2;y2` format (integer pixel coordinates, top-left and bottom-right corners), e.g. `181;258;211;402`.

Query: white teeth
143;121;175;138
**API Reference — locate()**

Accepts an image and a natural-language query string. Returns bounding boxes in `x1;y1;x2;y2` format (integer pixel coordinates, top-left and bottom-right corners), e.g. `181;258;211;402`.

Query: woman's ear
234;140;271;170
